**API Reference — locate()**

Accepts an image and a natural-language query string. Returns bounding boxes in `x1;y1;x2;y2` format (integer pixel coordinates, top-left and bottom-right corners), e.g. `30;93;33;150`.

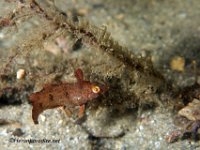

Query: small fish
29;68;108;124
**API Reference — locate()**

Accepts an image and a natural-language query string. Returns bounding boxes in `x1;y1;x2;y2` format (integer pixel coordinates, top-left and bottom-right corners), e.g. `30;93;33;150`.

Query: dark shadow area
0;84;33;107
0;87;22;106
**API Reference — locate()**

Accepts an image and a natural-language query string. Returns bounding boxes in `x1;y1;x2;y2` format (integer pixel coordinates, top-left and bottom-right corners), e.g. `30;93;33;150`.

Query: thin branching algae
27;0;166;110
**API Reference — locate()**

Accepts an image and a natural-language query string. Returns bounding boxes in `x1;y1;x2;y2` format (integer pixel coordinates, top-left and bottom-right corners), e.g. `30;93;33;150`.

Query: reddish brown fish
29;68;108;124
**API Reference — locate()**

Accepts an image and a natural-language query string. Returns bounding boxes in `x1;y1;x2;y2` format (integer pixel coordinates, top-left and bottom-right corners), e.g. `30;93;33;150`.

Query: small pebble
43;41;60;55
77;8;89;16
115;14;125;20
16;69;26;79
58;120;63;125
12;128;24;137
0;33;4;39
40;115;46;122
170;56;185;72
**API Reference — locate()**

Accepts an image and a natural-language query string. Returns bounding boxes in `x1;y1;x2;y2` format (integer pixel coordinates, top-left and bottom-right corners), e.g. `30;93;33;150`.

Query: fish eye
92;85;100;93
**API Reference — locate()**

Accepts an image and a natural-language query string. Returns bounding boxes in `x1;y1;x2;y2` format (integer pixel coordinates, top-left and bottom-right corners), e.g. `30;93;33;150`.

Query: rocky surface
0;0;200;149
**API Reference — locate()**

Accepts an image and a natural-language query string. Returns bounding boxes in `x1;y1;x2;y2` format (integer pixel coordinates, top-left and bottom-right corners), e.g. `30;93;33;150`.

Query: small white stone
40;115;46;122
16;69;26;79
155;141;161;148
0;33;4;39
58;120;63;125
0;129;8;136
139;125;144;131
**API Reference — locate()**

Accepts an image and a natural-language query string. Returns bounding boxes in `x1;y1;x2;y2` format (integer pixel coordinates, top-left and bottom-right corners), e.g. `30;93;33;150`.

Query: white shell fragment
16;69;26;79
